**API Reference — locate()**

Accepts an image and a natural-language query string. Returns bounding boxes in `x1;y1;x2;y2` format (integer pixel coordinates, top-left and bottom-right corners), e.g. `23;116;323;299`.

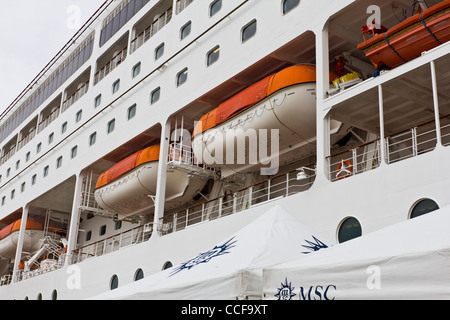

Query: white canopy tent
90;205;332;300
263;206;450;300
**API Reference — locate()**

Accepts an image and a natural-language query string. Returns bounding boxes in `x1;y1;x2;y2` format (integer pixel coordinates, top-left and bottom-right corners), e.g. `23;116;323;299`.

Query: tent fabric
263;207;450;300
90;205;332;300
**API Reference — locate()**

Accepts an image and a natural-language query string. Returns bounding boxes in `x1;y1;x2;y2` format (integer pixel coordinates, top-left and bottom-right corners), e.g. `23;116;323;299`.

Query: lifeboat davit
192;65;341;177
358;0;450;70
94;145;207;220
0;218;45;260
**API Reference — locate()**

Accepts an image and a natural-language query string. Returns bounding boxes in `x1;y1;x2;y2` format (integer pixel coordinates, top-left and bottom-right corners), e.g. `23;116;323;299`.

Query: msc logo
276;278;337;300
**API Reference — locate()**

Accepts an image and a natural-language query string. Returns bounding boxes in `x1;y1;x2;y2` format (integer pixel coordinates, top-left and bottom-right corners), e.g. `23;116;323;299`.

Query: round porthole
410;199;439;219
110;274;119;290
338;217;362;243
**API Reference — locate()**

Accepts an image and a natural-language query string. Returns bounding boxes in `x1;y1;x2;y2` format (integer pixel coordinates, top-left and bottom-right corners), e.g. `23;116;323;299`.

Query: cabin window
26;152;31;162
337;217;362;243
100;225;107;236
180;21;192;40
163;261;173;270
282;0;300;15
207;46;220;67
51;290;58;301
1;196;5;206
89;132;97;147
6;168;10;177
155;43;164;60
76;110;83;123
11;189;15;200
132;62;141;78
21;182;26;193
48;132;54;144
61;122;68;134
94;94;102;108
86;231;92;241
37;142;42;154
71;146;78;159
16;160;20;170
134;268;144;281
43;165;49;177
56;156;63;169
410;199;439;219
110;275;119;290
112;79;120;94
107;119;116;134
177;68;188;87
115;220;122;230
209;0;222;17
32;174;37;185
150;87;161;104
127;104;137;120
242;19;257;43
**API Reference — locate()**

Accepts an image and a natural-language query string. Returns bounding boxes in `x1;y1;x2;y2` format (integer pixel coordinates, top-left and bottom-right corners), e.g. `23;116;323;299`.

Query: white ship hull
0;230;45;260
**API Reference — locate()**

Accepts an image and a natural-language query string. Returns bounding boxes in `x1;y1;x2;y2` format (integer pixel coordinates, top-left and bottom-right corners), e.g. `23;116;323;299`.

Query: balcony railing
94;47;128;85
176;0;194;14
17;128;37;151
130;7;173;54
38;106;60;133
62;81;90;113
159;165;317;235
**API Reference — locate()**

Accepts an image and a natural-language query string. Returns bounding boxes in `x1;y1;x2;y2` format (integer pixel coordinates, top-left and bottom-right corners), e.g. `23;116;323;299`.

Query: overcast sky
0;0;105;113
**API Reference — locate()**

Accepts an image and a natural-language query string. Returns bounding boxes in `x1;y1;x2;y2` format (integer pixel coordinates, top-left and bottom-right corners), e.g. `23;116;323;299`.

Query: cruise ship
0;0;449;300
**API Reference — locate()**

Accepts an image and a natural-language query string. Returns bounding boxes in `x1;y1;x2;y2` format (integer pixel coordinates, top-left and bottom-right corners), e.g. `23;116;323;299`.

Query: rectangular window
112;79;120;94
43;165;49;177
132;62;141;78
127;104;137;120
155;43;164;60
242;19;257;43
89;132;97;146
76;110;83;123
207;46;220;66
71;146;78;159
177;68;188;87
86;231;92;241
1;196;5;206
37;142;42;154
21;182;26;193
209;0;222;17
16;160;20;170
107;119;116;134
61;122;68;134
99;225;107;236
26;152;31;162
32;174;37;185
48;132;54;144
94;94;102;108
151;87;161;104
56;156;63;168
11;189;15;199
180;21;191;40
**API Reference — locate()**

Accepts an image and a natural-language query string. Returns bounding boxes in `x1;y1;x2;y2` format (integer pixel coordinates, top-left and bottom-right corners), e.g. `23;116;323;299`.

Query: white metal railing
71;224;153;264
328;140;381;182
17;127;36;151
328;119;440;182
159;165;317;235
94;47;128;85
176;0;194;14
0;146;16;165
62;81;90;113
130;7;173;54
38;106;60;133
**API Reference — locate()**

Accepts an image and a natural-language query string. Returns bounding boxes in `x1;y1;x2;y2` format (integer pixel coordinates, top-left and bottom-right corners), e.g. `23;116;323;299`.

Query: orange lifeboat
192;65;342;177
0;218;44;260
358;0;450;70
94;145;207;220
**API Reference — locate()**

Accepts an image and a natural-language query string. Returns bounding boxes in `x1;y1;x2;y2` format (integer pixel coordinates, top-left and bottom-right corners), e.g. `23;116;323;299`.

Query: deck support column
153;120;172;237
66;172;86;266
378;85;387;164
315;22;331;184
12;205;29;283
430;60;442;146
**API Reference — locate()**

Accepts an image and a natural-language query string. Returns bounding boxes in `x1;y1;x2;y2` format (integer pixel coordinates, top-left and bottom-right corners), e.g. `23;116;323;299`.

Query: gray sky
0;0;105;113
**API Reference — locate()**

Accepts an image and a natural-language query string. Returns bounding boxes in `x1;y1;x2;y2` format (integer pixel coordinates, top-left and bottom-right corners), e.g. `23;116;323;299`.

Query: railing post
173;213;178;232
233;194;237;214
412;127;418;157
248;187;253;208
285;173;289;197
352;148;358;175
218;198;223;218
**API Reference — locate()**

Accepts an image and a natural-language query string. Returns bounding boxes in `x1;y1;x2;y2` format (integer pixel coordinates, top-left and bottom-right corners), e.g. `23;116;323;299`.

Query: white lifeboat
192;65;342;177
94;145;207;220
0;218;45;260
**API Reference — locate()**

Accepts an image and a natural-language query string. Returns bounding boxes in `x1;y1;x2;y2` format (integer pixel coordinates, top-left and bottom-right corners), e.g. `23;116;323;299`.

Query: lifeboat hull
192;83;341;176
358;3;450;69
0;230;45;260
94;161;207;220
